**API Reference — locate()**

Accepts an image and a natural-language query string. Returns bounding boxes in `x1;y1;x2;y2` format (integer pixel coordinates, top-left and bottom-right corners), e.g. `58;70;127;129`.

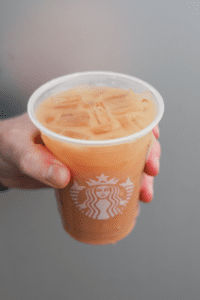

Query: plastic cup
27;71;164;245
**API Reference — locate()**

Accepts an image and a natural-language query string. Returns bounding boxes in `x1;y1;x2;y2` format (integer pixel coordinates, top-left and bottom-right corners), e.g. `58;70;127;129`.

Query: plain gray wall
0;0;200;299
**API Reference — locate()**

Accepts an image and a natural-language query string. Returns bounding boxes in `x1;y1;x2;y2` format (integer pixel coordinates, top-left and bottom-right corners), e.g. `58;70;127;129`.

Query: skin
0;112;161;203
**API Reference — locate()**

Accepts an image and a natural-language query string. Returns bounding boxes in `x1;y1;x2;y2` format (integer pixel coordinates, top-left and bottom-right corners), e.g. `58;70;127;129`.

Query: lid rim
27;71;164;147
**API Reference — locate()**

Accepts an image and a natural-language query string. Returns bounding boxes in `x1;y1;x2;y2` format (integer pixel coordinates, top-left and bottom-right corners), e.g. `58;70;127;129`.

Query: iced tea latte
35;84;157;245
36;84;156;141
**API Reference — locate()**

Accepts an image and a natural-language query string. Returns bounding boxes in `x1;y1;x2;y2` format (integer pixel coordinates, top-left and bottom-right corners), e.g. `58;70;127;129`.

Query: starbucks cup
27;71;164;245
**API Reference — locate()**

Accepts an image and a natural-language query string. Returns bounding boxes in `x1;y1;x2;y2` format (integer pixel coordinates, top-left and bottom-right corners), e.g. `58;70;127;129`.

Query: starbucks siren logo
69;174;134;220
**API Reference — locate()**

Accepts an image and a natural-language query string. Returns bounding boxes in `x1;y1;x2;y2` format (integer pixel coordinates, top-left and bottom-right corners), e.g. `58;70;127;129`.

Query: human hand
0;113;71;190
0;112;161;198
139;125;161;203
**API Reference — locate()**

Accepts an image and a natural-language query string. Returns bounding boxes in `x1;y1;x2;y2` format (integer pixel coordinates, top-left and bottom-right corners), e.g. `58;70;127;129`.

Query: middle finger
144;138;161;176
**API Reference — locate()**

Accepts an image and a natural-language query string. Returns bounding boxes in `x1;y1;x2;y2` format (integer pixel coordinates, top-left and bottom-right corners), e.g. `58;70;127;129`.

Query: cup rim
27;71;164;146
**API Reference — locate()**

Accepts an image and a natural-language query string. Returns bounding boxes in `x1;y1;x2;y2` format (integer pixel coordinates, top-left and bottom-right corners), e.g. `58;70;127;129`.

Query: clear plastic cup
27;71;164;245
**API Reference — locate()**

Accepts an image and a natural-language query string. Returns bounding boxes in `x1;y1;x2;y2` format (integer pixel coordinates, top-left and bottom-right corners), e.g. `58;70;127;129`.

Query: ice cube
136;91;154;111
130;111;147;129
91;118;121;134
53;94;82;109
56;110;90;127
100;88;129;102
128;89;138;101
79;87;107;108
109;105;133;116
81;93;97;108
107;101;141;115
45;125;63;134
101;88;141;115
92;106;111;124
51;128;63;134
116;111;147;131
53;128;62;134
116;113;134;130
45;116;55;124
62;130;91;140
140;99;152;112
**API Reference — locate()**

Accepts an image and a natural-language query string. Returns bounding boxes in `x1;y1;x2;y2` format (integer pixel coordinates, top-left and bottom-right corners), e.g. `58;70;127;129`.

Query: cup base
62;216;137;245
56;188;141;245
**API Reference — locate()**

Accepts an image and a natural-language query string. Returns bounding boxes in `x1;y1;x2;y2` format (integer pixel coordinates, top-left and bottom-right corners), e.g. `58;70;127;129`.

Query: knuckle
19;151;46;179
19;151;34;174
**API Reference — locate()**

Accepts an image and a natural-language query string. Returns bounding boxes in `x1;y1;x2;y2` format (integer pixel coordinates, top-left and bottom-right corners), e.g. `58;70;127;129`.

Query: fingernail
46;164;68;187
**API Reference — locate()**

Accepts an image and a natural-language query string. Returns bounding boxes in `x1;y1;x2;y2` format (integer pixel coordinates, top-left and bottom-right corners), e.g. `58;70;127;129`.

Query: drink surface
35;84;157;141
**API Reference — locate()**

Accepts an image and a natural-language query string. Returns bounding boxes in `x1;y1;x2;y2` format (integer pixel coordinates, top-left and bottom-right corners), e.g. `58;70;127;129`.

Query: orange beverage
35;84;156;141
28;72;164;245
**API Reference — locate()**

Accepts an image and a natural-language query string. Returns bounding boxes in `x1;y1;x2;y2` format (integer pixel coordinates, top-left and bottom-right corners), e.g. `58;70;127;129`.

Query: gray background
0;0;200;299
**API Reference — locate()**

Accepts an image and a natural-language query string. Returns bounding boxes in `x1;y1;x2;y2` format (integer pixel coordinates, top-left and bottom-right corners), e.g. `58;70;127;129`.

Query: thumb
20;142;71;189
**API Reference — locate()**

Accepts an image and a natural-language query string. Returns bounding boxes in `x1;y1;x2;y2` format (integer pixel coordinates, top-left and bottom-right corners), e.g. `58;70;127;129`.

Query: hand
139;125;161;203
0;112;161;198
0;113;71;190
